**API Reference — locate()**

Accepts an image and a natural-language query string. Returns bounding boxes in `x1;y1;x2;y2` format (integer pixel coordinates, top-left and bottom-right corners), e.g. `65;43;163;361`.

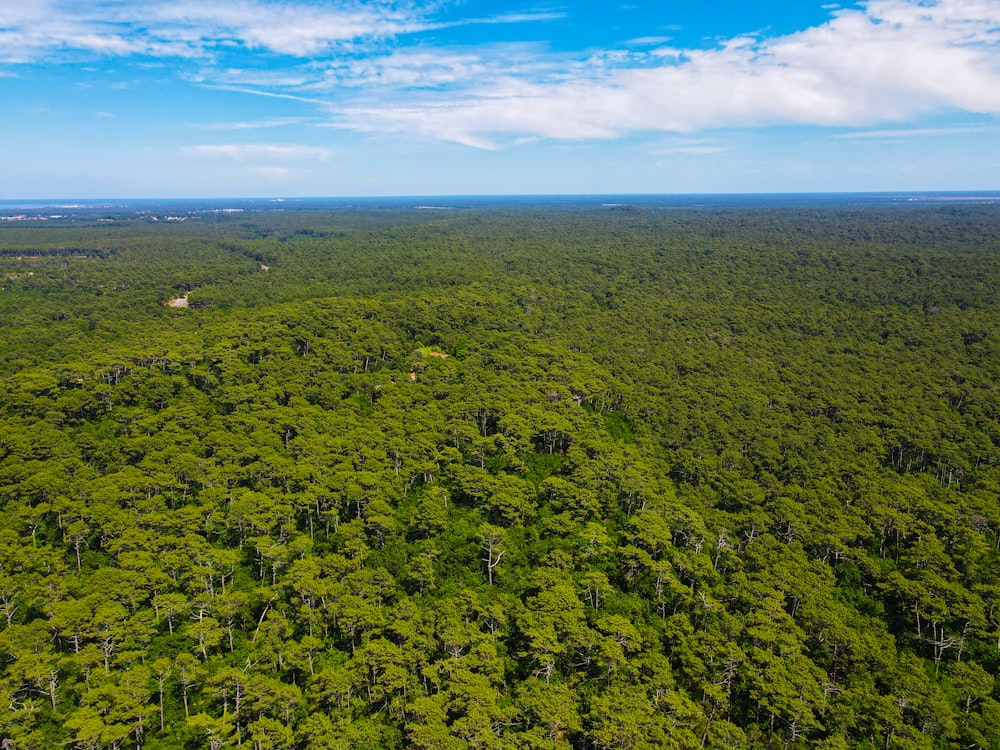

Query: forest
0;200;998;749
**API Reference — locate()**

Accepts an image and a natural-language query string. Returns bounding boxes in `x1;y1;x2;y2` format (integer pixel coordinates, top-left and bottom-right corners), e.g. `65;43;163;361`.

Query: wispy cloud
464;11;566;25
0;1;196;62
0;1;562;64
309;47;542;90
183;143;333;161
0;1;436;63
627;36;675;46
834;126;990;139
198;85;329;107
146;1;429;56
193;117;312;130
649;138;728;156
182;143;333;183
188;69;314;88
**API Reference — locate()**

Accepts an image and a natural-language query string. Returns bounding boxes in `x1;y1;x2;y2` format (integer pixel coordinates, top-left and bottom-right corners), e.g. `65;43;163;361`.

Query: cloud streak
183;143;333;161
193;117;313;130
834;126;991;139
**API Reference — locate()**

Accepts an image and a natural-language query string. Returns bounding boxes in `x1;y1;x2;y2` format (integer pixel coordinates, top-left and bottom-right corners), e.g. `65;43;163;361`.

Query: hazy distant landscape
3;192;1000;217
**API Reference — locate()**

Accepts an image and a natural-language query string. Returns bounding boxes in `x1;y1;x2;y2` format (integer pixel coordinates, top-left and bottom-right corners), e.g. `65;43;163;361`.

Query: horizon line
3;190;1000;204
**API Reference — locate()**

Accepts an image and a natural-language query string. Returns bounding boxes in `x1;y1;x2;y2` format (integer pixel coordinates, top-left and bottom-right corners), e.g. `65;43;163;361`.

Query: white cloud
337;0;1000;145
0;1;191;62
3;0;999;150
0;1;561;64
147;1;427;56
0;1;434;63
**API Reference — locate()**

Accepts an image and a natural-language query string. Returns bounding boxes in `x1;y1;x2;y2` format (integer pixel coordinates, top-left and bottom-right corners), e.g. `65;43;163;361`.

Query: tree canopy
0;201;998;749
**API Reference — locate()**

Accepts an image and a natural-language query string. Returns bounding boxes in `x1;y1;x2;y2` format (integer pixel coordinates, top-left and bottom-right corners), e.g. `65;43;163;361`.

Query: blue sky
1;0;998;197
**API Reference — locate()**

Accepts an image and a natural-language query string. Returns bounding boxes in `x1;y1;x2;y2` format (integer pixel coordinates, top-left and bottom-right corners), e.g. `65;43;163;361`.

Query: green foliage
1;203;999;748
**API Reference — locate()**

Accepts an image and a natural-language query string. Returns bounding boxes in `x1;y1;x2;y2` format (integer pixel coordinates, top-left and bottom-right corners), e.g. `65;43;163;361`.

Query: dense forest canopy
0;201;998;749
